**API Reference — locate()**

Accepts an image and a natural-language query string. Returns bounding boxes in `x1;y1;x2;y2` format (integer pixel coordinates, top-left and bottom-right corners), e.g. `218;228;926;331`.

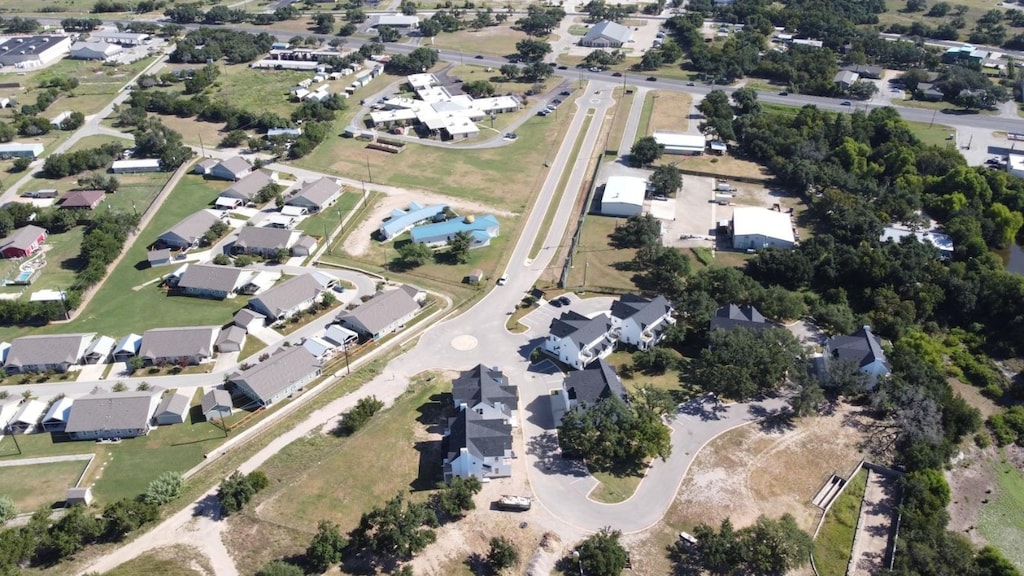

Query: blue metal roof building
410;215;500;248
379;201;448;239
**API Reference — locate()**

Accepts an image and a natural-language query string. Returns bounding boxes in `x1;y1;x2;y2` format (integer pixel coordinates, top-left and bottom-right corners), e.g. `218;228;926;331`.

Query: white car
497;274;509;286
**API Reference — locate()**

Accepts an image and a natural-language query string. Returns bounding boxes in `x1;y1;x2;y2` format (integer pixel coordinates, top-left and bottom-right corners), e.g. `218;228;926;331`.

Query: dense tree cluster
170;28;274;64
132;118;194;169
558;391;672;472
672;515;814;575
573;528;629;576
1;17;41;34
515;4;565;36
349;493;439;561
692;326;804;401
384;47;440;75
60;17;102;31
41;142;124;179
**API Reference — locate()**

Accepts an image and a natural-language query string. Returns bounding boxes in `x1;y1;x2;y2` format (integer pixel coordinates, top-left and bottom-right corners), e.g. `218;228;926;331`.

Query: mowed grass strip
813;468;869;576
606;86;636;154
529;113;594;259
565;215;638;293
591;468;644;504
978;457;1024;570
0;460;90;512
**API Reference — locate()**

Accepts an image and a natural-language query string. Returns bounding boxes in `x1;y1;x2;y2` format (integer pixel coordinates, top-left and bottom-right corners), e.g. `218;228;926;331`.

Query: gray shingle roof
338;285;420;336
828;326;888;369
452;365;518;412
248;273;330;318
64;392;157;434
610;294;673;328
201;388;232;414
229;346;320;403
234;226;295;252
177;264;248;294
216;156;252;179
583;20;631;43
155;391;191;418
564;359;626;408
234;308;266;328
160;211;220;246
6;333;94;369
709;304;768;332
222;170;273;201
139;326;218;361
1;225;47;253
448;408;513;459
216;325;247;347
286;177;342;209
548;311;612;347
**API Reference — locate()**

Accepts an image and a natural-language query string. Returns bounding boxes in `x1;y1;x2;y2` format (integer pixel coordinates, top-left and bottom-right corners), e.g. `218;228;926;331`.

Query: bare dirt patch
342;188;516;256
946;443;1024;545
649;91;692;134
625;405;868;575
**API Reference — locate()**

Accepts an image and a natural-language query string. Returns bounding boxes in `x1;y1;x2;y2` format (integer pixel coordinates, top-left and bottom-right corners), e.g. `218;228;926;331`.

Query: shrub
144;471;185;505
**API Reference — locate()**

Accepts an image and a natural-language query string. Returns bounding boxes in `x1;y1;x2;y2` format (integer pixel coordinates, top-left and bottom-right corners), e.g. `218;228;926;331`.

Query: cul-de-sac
0;0;1023;575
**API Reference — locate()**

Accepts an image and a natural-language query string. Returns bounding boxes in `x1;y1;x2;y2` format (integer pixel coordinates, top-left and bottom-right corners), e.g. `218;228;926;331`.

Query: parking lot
518;293;616;334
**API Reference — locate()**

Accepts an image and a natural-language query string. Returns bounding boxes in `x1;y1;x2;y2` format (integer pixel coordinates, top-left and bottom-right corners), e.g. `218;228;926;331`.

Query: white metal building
1008;153;1024;179
731;207;795;250
376;15;420;28
653;132;706;155
601;176;647;217
0;35;72;68
110;158;161;173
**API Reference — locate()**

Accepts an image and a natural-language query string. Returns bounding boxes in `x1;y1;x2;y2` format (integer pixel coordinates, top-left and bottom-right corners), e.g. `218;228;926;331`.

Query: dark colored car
550;298;563;307
612;72;622;77
686;82;695;86
560;90;571;96
779;91;789;96
647;76;657;81
474;54;484;59
557;296;571;306
557;65;568;69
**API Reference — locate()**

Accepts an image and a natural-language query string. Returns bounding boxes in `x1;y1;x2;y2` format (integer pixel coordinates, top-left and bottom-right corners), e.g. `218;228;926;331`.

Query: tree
447;231;473;264
102;498;159;541
350;493;438;560
575;528;628;576
906;0;927;11
499;63;520;80
435;476;481;520
609;213;661;249
515;38;552;62
697;89;734;122
217;470;268;515
739;514;814;575
558;396;671;471
306;520;346;572
338;395;385;435
59;111;85;131
522;61;554;82
11;157;31;172
255;560;305;576
462;79;495;97
144;471;185;505
732;86;760;115
487;536;519;573
128;355;145;374
0;495;15;526
649;164;681;197
629;136;663;167
378;25;401;42
313;12;335;34
692;327;804;401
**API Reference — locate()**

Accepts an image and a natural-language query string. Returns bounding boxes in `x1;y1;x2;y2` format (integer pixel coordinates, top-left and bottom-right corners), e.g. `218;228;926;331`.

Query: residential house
580;20;632;48
233;308;266;330
824;326;891;388
229;346;322;407
42;397;74;432
215;325;247;353
1;225;47;259
8;400;46;434
291;234;317;256
709;304;769;333
302;336;335;360
443;408;514;482
84;335;116;364
139;326;218;366
113;333;142;363
206;156;252;181
219;170;275;206
60;189;106;210
154;391;192;425
324;324;358;348
609;294;675;350
50;111;72;128
452;364;518;425
175;264;253;300
551;359;626;425
157;210;222;250
285;177;343;213
147;248;171;267
337;285;423;341
379;202;448;240
247;272;332;322
0;398;19;431
193;158;218;175
5;333;94;374
833;69;860;89
410;214;500;248
201;388;233;421
542;311;617;370
232;226;302;258
64;391;161;440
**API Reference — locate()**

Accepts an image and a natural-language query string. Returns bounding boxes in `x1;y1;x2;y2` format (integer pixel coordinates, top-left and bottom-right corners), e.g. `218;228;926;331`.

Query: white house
609;294;675;350
601;176;646;217
443;365;517;482
451;365;519;426
542;311;617;370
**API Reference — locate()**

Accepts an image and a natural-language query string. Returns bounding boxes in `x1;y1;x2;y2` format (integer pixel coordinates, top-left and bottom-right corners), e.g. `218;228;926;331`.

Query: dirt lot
342;188;516;256
648;91;692;135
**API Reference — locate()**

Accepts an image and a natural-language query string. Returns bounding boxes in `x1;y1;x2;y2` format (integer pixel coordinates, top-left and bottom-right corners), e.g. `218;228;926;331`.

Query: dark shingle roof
452;364;518;412
248;272;330;318
64;392;157;434
448;409;513;459
201;388;232;414
6;333;94;368
234;226;294;252
564;359;627;408
177;264;247;294
610;293;673;328
828;326;888;369
548;311;612;347
709;304;768;332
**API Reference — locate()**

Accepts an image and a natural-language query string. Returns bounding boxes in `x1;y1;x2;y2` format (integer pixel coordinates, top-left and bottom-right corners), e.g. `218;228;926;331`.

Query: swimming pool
14;269;32;283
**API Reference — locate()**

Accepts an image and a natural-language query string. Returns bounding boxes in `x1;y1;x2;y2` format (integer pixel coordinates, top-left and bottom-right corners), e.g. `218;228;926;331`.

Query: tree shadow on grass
747;403;795;434
410;394;449;491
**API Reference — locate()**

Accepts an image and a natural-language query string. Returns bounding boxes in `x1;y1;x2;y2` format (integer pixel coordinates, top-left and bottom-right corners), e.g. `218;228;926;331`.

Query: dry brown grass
657;154;770;181
625;406;868;575
222;512;310;576
648;91;692;134
429;24;529;57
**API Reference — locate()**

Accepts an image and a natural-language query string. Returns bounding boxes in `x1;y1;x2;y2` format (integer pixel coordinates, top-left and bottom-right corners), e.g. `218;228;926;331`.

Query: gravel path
848;468;898;575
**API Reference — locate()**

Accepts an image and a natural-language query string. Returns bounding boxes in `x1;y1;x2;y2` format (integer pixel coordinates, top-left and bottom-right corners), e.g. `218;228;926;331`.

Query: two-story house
610;294;675;350
443;364;518;483
542;311;617;370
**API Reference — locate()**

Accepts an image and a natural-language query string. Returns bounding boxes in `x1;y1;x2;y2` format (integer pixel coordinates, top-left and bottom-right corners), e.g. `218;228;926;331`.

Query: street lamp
573;550;584;576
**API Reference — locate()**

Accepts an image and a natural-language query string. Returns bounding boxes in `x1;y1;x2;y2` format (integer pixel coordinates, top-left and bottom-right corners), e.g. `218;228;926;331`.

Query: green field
0;459;90;512
565;215;639;294
813;468;869;576
428;23;530;57
296;191;362;236
978;456;1024;569
0;173;238;341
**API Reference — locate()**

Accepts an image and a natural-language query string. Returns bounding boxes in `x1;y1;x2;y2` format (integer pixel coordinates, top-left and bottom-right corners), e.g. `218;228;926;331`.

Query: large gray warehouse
0;35;71;68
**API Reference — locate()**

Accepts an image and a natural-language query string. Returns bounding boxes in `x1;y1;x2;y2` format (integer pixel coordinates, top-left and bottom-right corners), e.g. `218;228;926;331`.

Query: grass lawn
296;191;361;236
606;86;636;154
878;0;997;40
978;454;1024;569
565;215;638;294
906;120;957;148
813;468;869;576
428;23;530;57
591;467;644;504
230;374;449;574
636;89;656;144
648;90;692;135
530;112;594;259
238;332;267;361
295;89;579;213
207;64;314;118
447;64;560;105
605;349;685;394
0;459;90;512
0;173;236;341
899;99;998;116
0;58;155;118
100;545;210;576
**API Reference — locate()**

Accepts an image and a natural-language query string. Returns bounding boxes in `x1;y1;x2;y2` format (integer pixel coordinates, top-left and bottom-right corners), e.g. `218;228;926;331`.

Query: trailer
496;495;532;511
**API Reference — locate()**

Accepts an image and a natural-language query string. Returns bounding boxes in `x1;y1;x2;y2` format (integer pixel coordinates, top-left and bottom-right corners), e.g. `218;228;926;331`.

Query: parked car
553;99;562;104
779;91;789;96
550;298;563;307
647;76;657;81
841;100;852;106
497;274;509;286
505;132;518;140
589;66;602;72
557;65;568;69
557;296;571;306
686;82;695;86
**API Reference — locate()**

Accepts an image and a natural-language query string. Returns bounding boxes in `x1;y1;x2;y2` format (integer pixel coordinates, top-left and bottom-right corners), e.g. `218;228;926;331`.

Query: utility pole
198;133;206;158
929;108;937;128
582;259;588;289
365;155;372;183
